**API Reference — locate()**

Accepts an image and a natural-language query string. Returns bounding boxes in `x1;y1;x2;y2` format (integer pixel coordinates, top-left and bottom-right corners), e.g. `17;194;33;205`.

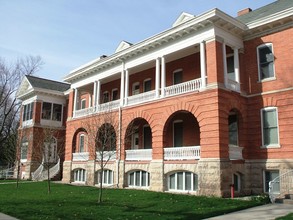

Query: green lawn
0;181;266;220
276;213;293;220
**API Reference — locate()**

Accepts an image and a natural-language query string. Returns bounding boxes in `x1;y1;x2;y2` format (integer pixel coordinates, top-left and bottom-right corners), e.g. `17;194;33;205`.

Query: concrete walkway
205;203;293;220
0;213;19;220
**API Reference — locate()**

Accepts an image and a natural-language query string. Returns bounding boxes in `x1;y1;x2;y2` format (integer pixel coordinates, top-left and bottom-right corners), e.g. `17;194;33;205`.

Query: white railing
48;157;60;179
125;149;152;161
126;90;156;106
269;169;293;203
164;146;200;160
164;78;202;97
74;107;95;118
96;151;116;161
0;166;15;179
72;152;89;161
31;158;44;180
97;100;120;112
227;79;240;92
229;145;243;160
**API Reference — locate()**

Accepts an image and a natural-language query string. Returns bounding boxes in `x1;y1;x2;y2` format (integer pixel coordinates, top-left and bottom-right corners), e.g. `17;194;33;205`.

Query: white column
120;64;125;106
161;56;166;97
73;88;78;117
155;57;160;98
234;47;240;84
222;42;228;87
125;69;129;105
93;81;97;109
200;41;207;88
97;80;101;106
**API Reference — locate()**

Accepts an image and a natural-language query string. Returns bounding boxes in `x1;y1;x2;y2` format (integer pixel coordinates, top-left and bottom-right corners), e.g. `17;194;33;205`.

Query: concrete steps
275;194;293;204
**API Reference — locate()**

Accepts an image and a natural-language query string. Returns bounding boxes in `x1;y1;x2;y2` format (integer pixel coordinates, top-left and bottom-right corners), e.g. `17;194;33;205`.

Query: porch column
161;56;166;98
96;80;101;106
93;81;97;109
120;64;125;106
155;57;160;98
222;42;228;87
124;69;129;105
73;88;78;117
234;47;240;84
200;41;207;88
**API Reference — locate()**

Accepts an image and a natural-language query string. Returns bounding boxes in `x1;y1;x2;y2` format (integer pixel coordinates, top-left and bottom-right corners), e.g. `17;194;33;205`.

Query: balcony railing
126;90;156;106
97;100;120;112
74;107;95;118
72;152;89;161
229;145;243;160
125;149;152;161
164;146;200;160
164;78;202;97
96;151;116;161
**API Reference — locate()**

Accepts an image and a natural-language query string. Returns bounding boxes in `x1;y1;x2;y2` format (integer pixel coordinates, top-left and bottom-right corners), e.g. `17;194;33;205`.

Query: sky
0;0;276;82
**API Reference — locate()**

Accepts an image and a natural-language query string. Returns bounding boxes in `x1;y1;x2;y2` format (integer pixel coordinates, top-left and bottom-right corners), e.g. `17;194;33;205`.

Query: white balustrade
74;107;95;118
125;149;152;161
72;152;89;161
229;145;243;160
97;100;120;112
96;151;116;161
227;79;240;92
164;146;200;160
164;78;202;97
126;90;156;106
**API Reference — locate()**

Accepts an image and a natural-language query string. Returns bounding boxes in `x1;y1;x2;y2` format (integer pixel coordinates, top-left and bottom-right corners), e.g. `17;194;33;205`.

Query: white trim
132;82;140;95
257;43;275;82
128;170;150;188
168;171;198;192
260;107;280;148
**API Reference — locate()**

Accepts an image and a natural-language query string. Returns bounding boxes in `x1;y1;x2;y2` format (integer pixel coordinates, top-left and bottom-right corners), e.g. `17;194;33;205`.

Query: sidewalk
205;203;293;220
0;213;19;220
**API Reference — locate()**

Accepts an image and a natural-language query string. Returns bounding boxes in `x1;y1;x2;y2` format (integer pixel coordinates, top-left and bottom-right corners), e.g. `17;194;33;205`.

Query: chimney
237;8;252;16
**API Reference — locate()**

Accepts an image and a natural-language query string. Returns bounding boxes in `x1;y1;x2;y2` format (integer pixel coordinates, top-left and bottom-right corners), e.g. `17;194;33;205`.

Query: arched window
168;171;198;191
128;170;150;187
73;169;86;182
97;169;114;185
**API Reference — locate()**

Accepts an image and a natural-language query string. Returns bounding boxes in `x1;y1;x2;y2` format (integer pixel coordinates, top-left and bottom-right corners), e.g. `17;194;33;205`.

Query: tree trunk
47;163;51;194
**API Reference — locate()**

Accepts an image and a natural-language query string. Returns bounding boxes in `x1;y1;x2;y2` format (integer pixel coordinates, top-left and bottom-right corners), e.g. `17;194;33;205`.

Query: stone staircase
275;194;293;205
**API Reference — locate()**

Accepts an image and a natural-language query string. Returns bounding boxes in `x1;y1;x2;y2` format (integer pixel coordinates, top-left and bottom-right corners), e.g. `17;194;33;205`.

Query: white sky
0;0;275;81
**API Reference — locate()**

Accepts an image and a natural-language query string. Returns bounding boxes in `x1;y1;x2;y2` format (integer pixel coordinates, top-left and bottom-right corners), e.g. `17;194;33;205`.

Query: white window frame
143;78;152;92
79;134;85;152
132;82;140;95
20;142;28;162
97;169;114;185
168;171;198;192
73;169;86;183
80;99;86;109
260;107;280;148
257;43;276;82
111;88;118;101
128;170;150;188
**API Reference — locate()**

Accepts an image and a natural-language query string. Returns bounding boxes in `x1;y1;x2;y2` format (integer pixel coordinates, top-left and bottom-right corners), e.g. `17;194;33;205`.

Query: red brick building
17;0;293;198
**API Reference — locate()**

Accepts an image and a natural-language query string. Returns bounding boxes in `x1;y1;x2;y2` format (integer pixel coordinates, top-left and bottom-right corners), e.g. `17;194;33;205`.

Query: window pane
52;104;62;121
264;128;278;145
229;114;238;146
174;71;182;85
129;173;134;186
177;172;183;190
142;171;147;186
185;172;192;191
42;102;52;120
29;102;34;120
108;171;113;184
263;109;278;145
135;171;141;186
79;135;84;152
193;174;198;191
174;122;183;147
259;45;274;79
144;80;152;92
227;56;235;78
112;90;118;100
21;143;28;159
170;174;176;189
233;174;239;191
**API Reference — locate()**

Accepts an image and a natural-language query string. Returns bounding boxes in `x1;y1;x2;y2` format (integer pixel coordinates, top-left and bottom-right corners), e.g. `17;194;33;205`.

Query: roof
237;0;293;24
26;75;70;92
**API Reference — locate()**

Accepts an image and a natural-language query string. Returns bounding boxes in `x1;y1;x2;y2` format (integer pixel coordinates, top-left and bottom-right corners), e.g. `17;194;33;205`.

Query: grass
276;213;293;220
0;181;266;220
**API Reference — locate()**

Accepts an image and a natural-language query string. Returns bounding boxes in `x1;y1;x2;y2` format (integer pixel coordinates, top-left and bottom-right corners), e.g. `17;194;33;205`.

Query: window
73;169;86;182
143;125;152;149
42;102;52;119
97;169;113;185
131;129;139;150
168;171;198;191
173;70;183;85
143;79;152;92
42;102;62;121
79;134;85;152
264;170;279;193
112;89;118;101
22;102;34;121
227;55;235;81
261;107;279;147
52;104;62;121
128;170;150;187
229;114;238;146
132;82;140;95
173;120;183;147
233;173;241;192
80;99;86;109
21;142;28;161
257;44;275;80
103;92;109;103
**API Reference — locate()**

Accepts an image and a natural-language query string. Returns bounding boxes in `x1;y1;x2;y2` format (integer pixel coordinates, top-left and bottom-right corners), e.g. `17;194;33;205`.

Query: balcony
229;145;243;160
164;146;200;160
164;78;202;97
126;90;156;106
96;151;116;161
125;149;152;161
72;152;89;161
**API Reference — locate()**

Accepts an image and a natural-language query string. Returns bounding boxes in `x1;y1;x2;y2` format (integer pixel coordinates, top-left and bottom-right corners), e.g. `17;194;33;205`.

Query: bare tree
0;56;43;167
81;106;119;203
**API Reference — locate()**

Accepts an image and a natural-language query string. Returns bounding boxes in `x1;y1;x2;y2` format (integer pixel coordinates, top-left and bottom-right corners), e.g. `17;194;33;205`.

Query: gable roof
115;40;133;53
237;0;293;24
172;12;195;27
